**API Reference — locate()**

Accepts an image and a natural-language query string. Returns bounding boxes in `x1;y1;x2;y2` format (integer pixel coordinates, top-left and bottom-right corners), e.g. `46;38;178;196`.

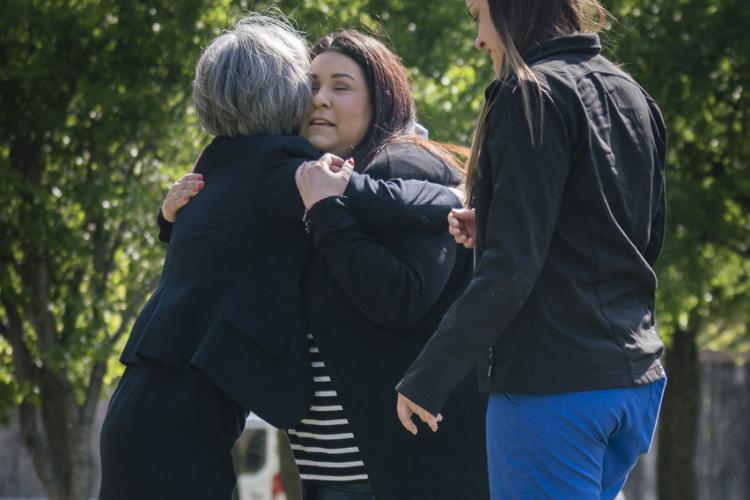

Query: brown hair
311;31;466;174
465;0;608;200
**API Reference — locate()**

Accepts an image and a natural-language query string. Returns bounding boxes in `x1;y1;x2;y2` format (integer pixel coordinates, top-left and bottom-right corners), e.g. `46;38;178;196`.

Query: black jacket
398;34;668;415
303;142;489;500
122;134;460;429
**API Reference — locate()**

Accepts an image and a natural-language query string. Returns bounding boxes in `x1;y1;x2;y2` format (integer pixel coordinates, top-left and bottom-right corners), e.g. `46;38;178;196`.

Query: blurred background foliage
0;1;747;499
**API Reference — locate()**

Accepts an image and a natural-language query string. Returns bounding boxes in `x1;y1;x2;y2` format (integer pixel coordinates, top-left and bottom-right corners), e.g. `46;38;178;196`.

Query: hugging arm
344;174;461;230
264;154;462;229
156;153;462;242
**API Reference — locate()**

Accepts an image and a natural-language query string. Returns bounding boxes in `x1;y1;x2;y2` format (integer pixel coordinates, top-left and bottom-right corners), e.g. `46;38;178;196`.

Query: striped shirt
287;334;369;483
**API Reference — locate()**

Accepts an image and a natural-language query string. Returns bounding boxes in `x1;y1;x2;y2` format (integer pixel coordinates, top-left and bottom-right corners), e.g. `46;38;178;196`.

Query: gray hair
193;13;310;137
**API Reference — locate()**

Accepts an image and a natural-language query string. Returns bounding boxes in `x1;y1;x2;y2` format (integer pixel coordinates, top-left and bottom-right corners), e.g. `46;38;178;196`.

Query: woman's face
466;0;504;74
301;51;373;157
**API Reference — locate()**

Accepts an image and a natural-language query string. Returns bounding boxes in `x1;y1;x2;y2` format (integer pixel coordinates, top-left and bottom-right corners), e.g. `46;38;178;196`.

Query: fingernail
184;197;189;202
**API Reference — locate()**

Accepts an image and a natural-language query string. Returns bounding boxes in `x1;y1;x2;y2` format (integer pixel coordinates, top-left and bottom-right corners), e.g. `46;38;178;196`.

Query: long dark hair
311;31;466;173
465;0;608;199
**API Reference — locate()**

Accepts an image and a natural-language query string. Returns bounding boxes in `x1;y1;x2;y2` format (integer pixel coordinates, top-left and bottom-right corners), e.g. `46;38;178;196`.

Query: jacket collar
522;33;601;64
484;34;601;99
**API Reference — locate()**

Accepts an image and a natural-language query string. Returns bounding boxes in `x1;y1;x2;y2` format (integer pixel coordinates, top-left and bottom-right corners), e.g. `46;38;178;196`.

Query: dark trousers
99;358;245;500
304;482;376;500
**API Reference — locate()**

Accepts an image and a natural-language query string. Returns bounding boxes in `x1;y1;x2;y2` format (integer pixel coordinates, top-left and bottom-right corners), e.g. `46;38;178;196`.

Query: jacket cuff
305;196;352;234
395;376;448;417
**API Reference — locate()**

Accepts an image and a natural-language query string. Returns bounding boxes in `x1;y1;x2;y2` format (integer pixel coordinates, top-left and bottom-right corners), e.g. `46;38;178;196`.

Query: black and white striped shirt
287;333;369;483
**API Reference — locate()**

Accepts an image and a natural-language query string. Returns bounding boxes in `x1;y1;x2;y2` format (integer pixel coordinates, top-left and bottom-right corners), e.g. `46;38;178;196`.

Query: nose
475;36;485;51
312;88;332;109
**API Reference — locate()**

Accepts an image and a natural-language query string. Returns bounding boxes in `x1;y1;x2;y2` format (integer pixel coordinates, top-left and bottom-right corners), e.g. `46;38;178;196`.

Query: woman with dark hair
394;1;668;498
292;31;488;500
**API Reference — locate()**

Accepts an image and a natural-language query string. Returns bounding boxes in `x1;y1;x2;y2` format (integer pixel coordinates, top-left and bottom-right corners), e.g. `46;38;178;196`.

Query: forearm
396;249;540;413
307;196;455;328
345;173;461;231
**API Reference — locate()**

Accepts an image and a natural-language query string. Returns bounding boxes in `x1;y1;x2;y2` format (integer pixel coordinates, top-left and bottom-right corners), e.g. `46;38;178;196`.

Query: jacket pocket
218;301;288;358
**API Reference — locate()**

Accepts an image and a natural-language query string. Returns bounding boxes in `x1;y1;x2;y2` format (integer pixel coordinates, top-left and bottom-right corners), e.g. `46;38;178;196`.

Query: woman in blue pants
393;0;668;498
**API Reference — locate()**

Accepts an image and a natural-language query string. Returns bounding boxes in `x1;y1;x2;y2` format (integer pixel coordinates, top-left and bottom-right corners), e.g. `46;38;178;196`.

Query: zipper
486;347;495;378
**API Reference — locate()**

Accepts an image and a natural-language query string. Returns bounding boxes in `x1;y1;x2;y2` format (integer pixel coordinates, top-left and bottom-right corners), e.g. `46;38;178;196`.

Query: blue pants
486;378;666;500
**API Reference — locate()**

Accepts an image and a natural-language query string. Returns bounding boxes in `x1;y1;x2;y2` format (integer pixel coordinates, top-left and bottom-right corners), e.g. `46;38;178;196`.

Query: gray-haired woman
98;14;458;500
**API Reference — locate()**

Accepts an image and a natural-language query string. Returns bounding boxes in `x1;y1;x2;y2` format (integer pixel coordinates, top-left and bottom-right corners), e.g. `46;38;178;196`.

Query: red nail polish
184;197;189;202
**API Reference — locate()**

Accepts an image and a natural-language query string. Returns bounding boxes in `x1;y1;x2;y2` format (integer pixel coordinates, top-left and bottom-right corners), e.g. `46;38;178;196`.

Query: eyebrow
309;73;356;82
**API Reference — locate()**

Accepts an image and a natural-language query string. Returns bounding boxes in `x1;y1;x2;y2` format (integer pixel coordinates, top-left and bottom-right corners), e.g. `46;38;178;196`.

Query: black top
397;34;668;415
303;141;489;500
125;134;461;429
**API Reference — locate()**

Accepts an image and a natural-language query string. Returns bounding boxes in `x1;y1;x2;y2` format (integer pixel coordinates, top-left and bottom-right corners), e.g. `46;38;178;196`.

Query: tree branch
80;359;107;427
0;295;40;384
60;268;85;345
18;401;57;497
32;257;58;352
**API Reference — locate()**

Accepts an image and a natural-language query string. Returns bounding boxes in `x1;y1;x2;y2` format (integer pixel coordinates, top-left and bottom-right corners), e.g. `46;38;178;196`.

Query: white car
233;414;287;500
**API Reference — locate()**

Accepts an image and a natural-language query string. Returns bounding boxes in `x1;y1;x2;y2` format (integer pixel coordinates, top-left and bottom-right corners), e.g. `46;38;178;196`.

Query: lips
309;118;335;127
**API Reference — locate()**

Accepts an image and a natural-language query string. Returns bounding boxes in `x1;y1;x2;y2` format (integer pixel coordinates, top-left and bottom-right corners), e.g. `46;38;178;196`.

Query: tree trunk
657;328;700;500
67;430;95;500
36;424;94;500
19;371;95;500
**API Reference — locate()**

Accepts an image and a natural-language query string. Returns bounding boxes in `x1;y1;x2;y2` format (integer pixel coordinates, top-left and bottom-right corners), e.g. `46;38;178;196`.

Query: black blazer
303;141;489;500
122;134;461;429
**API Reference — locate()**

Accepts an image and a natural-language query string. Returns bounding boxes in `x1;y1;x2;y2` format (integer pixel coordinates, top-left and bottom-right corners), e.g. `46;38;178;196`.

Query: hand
396;392;443;435
161;172;204;222
448;208;476;249
295;154;354;210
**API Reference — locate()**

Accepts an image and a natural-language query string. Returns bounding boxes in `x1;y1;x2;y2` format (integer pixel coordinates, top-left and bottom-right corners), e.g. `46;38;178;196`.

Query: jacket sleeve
644;99;668;267
262;156;462;230
345;174;461;230
644;180;665;267
305;196;458;329
156;207;172;244
396;82;573;414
